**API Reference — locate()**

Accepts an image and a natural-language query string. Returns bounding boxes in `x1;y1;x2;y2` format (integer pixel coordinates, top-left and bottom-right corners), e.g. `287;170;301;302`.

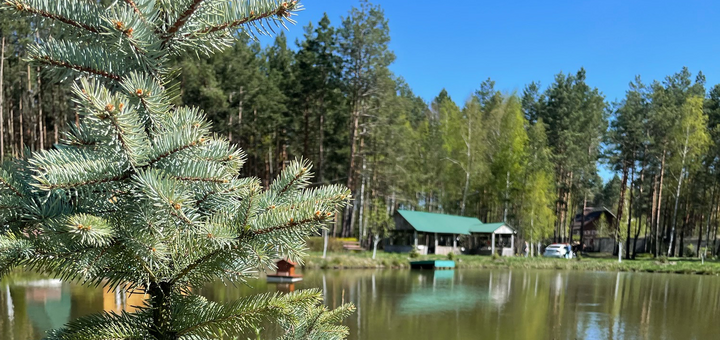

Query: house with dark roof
571;207;617;237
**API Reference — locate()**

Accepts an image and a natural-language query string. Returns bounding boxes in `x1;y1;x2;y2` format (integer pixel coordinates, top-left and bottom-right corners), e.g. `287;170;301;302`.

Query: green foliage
596;213;611;238
300;251;720;274
366;198;392;238
306;237;348;252
0;0;354;339
685;244;697;258
408;247;420;259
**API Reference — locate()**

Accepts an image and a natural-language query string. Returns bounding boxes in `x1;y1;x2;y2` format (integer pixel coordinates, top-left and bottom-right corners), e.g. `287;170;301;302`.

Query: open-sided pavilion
388;210;516;256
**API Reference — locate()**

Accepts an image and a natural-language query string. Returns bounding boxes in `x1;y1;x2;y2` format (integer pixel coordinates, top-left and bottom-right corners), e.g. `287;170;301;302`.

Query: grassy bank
302;251;720;275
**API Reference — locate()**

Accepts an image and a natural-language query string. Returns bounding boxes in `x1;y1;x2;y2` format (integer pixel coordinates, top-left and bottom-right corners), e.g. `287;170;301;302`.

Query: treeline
0;14;76;161
606;68;719;259
2;1;720;258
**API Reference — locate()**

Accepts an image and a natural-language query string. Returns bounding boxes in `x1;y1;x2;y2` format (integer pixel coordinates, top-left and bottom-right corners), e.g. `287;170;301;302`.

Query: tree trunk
647;173;658;254
344;97;361;237
655;149;666;257
697;211;703;259
625;160;634;259
704;184;717;258
579;194;587;251
565;171;573;243
460;112;472;216
668;149;688;256
19;98;24;152
633;153;646;259
0;36;4;162
663;194;671;254
372;234;380;259
318;109;324;183
52;86;59;144
148;282;176;340
708;195;720;255
303;104;309;157
503;171;510;221
615;161;629;256
553;167;563;242
678;203;690;257
238;87;243;130
36;66;43;150
9;102;14;158
530;209;535;256
358;155;366;245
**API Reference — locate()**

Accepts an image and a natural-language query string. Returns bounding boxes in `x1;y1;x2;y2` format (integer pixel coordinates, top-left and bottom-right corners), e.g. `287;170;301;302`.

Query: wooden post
414;231;418;249
491;232;495;255
453;234;457;253
434;233;438;254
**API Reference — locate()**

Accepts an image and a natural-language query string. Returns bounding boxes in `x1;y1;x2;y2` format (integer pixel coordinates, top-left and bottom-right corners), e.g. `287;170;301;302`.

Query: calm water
1;269;719;339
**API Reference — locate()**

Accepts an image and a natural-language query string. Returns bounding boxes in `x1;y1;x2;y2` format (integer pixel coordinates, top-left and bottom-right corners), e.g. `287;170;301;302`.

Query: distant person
523;241;529;257
566;244;572;259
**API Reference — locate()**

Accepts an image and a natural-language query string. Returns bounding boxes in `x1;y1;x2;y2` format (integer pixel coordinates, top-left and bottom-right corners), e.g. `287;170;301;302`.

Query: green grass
301;251;720;275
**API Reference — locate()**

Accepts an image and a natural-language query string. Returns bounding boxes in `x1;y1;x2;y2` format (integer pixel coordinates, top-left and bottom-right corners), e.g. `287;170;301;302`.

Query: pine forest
1;0;719;267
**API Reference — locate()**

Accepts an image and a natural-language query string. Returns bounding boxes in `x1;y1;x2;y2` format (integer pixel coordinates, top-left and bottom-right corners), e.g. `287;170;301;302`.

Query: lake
1;269;718;339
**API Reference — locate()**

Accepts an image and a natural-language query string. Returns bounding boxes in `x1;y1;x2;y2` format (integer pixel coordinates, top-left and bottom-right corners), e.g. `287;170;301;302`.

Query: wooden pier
409;260;456;269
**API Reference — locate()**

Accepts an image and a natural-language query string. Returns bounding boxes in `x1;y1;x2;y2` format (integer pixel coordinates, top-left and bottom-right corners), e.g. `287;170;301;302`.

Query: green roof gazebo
391;210;517;256
393;210;473;255
469;222;517;256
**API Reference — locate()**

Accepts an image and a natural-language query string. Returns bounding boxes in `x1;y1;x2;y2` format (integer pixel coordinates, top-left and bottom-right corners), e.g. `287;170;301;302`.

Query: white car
543;244;571;258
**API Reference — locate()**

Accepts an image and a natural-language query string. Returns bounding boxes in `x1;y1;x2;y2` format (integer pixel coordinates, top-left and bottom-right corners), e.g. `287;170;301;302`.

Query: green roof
396;210;477;235
468;222;513;233
397;210;515;235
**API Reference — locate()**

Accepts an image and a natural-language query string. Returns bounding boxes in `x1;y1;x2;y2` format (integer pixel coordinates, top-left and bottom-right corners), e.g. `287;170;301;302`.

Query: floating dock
266;275;303;283
409;260;455;269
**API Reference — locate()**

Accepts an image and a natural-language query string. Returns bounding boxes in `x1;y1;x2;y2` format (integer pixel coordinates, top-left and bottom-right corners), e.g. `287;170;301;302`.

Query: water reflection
0;278;140;339
1;270;719;340
398;270;483;315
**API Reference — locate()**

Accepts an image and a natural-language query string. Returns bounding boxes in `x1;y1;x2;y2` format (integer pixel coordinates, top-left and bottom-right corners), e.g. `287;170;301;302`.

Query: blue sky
260;0;720;181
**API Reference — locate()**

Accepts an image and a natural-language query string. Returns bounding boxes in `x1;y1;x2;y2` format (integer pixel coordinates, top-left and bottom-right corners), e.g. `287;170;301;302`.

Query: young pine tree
0;1;353;339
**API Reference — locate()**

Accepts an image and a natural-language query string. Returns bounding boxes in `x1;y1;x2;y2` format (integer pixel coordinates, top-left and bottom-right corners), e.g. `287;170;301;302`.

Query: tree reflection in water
2;270;720;340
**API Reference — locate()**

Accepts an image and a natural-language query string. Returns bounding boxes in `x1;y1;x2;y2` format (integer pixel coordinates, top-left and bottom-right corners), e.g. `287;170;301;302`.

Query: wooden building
387;210;516;256
571;207;617;237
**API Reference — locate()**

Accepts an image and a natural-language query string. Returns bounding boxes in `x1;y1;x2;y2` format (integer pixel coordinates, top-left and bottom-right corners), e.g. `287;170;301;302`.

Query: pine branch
124;0;142;16
45;310;148;340
196;185;242;206
5;0;101;33
0;178;22;197
279;170;305;195
251;215;327;237
32;55;122;81
169;214;326;285
147;139;200;166
186;1;299;37
45;173;131;190
175;302;282;337
173;175;228;183
164;0;205;42
110;115;134;160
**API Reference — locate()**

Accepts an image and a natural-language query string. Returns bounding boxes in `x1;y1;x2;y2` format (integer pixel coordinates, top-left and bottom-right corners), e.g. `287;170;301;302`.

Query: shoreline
302;252;720;275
